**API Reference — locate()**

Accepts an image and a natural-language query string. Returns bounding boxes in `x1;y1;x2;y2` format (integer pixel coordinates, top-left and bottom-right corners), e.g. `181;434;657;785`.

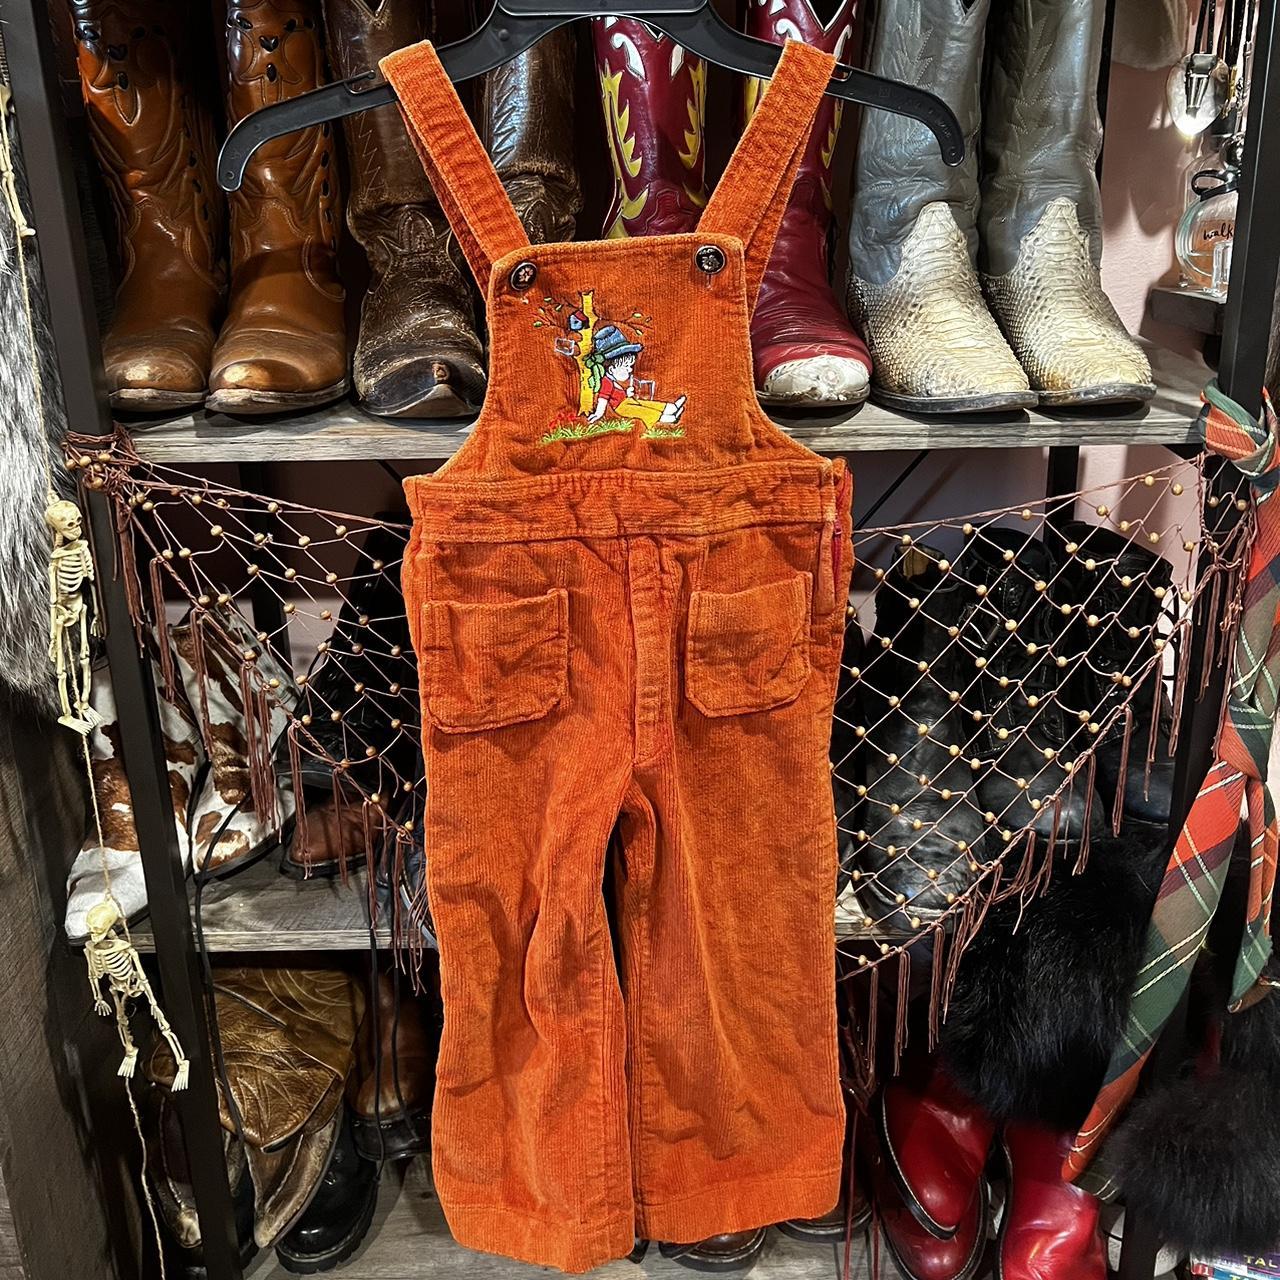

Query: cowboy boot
846;0;1033;413
477;28;582;245
324;0;485;418
72;1;225;409
846;546;989;931
958;529;1092;850
657;1230;767;1273
1050;522;1174;829
281;790;366;878
592;18;708;237
349;969;438;1161
863;1129;989;1280
208;0;347;414
64;646;205;941
274;1108;380;1274
877;1057;996;1243
745;0;870;408
998;1124;1106;1280
171;603;299;874
979;0;1153;406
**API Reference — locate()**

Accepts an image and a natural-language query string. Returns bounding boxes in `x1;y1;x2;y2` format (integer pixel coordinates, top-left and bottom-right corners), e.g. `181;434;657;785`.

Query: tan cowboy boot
592;18;708;237
208;0;348;414
979;0;1154;405
324;0;486;417
477;27;582;245
72;1;225;409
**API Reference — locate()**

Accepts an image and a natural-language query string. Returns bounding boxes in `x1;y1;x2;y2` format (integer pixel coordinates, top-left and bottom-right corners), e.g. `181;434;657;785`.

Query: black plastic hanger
217;0;964;192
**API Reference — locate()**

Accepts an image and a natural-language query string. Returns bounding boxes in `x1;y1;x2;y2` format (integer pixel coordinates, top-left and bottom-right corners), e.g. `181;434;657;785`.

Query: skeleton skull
46;499;83;541
85;899;121;941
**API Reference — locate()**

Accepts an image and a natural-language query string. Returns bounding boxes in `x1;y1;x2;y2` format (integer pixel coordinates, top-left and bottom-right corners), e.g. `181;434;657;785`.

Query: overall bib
384;38;854;1273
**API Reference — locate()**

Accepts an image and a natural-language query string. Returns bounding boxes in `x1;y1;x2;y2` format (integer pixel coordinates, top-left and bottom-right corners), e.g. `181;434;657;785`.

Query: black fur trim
939;833;1167;1129
1109;961;1280;1254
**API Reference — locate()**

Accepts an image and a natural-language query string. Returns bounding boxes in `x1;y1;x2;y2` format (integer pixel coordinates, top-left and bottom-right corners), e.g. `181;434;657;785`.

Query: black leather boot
1051;522;1175;829
274;1109;379;1274
286;518;420;799
848;547;989;930
658;1230;768;1273
959;528;1091;849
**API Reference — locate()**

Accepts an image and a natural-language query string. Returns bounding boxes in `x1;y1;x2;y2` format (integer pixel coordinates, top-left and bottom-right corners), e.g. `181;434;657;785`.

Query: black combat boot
959;528;1091;850
846;546;990;931
1051;521;1175;829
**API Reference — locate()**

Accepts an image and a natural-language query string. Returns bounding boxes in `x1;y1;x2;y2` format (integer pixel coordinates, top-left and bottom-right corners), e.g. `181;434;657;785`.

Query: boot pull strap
380;41;530;290
698;40;835;313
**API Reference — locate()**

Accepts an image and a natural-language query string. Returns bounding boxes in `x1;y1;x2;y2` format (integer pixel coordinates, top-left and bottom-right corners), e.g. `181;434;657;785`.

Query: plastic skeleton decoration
46;498;100;733
84;901;190;1088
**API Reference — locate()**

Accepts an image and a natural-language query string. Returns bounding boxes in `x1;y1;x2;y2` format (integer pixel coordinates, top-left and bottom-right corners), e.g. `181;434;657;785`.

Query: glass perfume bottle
1175;145;1240;294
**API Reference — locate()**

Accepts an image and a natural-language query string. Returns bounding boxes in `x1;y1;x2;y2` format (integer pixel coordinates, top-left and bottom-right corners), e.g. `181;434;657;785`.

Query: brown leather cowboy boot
477;28;582;245
208;0;348;414
72;1;225;410
349;968;440;1161
745;0;870;408
592;18;708;237
324;0;486;417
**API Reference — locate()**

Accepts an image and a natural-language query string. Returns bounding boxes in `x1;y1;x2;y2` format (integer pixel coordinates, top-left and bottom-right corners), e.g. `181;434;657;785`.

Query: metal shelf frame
2;0;1279;1275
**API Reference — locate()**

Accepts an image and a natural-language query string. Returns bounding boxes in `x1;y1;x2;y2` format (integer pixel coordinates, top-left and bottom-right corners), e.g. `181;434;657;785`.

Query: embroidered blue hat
591;325;643;361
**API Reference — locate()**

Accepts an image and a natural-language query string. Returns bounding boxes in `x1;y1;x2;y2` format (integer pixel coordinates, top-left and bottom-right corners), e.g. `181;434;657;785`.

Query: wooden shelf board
242;1158;871;1279
123;344;1208;463
1148;284;1226;336
128;856;892;952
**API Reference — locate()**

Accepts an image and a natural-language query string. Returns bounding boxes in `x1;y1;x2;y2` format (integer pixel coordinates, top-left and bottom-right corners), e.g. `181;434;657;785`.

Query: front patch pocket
422;588;568;733
685;573;812;717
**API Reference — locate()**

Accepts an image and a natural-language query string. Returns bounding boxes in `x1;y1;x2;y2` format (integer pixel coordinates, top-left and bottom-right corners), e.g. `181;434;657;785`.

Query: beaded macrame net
67;434;1250;1091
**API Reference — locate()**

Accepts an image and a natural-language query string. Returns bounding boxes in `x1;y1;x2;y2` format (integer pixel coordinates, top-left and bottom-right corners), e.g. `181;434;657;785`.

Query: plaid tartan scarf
1066;380;1280;1183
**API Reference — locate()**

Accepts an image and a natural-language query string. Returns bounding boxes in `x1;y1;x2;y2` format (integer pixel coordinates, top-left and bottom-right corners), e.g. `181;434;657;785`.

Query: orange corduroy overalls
384;37;854;1274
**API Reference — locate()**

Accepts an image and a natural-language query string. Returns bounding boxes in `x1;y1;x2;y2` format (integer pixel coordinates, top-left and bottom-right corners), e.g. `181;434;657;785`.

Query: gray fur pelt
0;82;72;709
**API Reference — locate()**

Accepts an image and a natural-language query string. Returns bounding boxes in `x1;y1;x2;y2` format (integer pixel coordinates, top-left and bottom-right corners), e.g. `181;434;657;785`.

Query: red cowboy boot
878;1057;997;1239
862;1114;989;1280
998;1123;1106;1280
744;0;870;407
592;18;708;237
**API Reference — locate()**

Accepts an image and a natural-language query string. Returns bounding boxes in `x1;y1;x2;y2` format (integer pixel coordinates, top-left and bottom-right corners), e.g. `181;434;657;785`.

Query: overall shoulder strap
698;40;836;313
380;41;531;289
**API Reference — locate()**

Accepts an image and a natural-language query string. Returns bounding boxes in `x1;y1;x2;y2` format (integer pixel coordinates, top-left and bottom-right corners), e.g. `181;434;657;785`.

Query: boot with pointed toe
849;547;989;931
592;18;708;237
958;528;1091;850
744;0;870;409
1050;522;1174;829
862;1105;989;1280
274;1109;379;1274
846;0;1032;413
350;969;438;1161
878;1058;996;1241
72;1;226;410
323;0;485;418
208;0;347;415
979;0;1153;407
998;1124;1105;1280
478;26;581;246
658;1230;768;1273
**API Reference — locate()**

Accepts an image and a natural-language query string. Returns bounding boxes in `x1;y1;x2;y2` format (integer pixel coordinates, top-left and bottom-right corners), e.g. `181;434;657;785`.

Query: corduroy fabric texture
382;38;852;1273
1067;381;1280;1186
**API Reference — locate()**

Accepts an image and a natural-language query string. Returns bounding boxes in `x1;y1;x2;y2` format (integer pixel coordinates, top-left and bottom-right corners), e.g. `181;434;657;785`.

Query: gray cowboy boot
979;0;1154;406
846;0;1032;414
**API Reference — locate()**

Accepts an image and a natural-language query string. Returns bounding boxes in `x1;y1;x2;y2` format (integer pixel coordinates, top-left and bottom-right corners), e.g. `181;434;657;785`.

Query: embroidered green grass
540;416;635;445
642;424;686;440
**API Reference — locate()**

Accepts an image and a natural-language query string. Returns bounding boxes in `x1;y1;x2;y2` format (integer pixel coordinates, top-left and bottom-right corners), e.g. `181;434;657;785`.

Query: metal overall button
509;260;538;291
694;244;726;275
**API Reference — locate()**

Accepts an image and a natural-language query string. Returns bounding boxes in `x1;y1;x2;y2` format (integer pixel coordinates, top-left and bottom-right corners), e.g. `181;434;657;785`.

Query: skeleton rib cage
66;436;1250;1088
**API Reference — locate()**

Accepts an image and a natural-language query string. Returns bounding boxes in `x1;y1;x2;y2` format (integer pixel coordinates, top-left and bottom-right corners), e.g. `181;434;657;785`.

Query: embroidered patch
532;290;688;445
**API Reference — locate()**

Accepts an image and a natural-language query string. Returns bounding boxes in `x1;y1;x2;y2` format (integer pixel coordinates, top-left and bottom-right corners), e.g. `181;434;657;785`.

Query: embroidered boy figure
585;325;687;430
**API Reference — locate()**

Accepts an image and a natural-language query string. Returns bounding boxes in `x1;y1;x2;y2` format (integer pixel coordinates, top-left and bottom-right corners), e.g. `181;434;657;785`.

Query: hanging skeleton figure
84;900;190;1088
46;497;100;732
